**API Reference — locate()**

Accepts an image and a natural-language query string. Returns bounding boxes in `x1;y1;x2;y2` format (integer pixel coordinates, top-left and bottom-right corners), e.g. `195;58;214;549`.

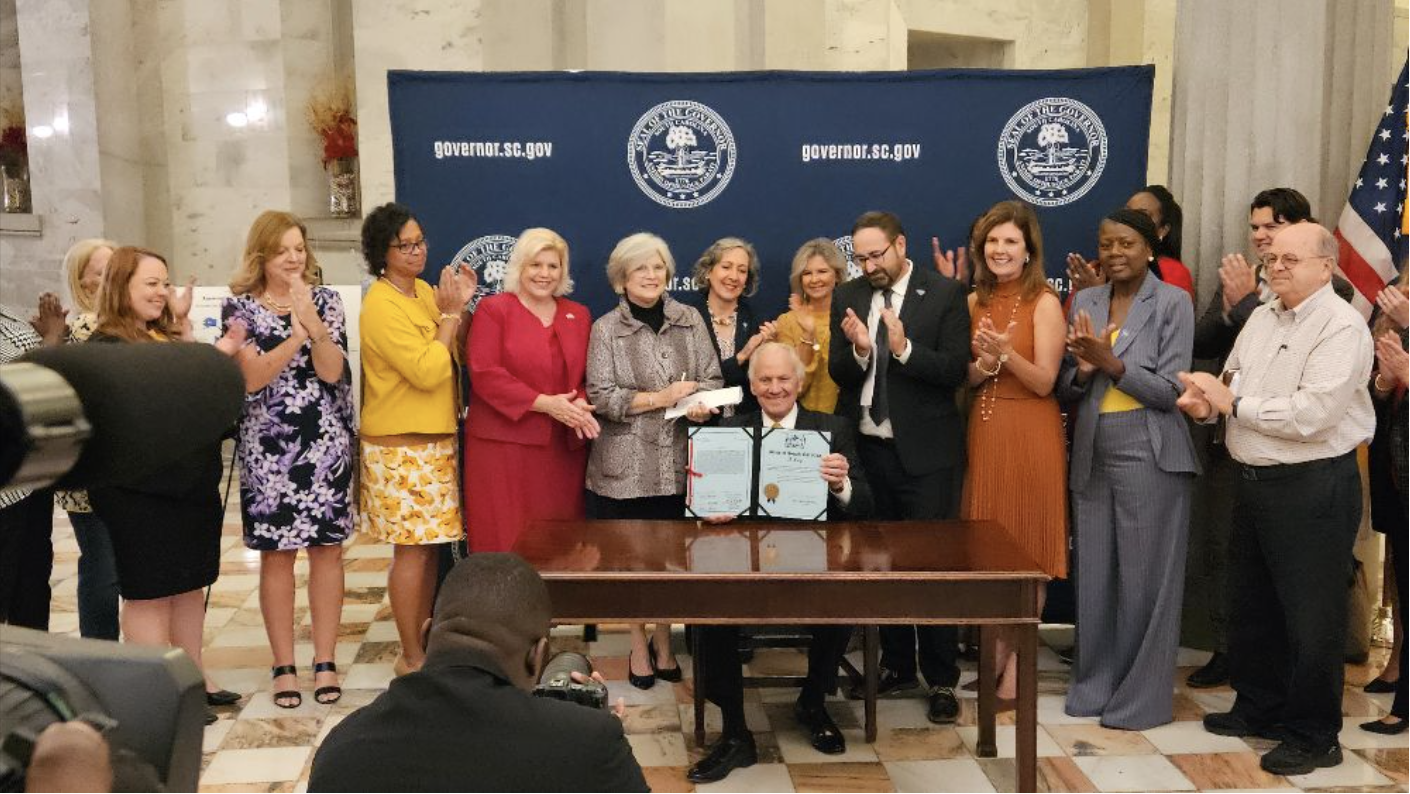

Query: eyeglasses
1260;253;1329;271
391;238;428;255
852;242;894;267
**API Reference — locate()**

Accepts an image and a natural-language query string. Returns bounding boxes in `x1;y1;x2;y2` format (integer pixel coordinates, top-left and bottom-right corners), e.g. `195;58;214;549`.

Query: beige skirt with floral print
358;439;464;545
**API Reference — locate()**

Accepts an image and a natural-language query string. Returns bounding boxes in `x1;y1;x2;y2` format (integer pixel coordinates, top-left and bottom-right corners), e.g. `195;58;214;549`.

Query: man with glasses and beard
828;210;970;724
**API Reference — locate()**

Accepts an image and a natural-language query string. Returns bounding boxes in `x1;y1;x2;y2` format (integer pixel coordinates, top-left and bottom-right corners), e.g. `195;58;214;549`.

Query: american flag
1334;59;1408;316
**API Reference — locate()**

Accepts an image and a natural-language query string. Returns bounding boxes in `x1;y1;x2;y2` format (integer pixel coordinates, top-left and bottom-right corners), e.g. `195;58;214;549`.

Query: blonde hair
95;246;180;342
788;238;846;302
230;210;320;295
63;238;119;314
606;232;675;295
503;227;573;297
691;237;760;297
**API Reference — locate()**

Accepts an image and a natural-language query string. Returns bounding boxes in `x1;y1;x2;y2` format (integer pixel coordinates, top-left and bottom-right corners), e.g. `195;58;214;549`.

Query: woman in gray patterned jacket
585;231;722;690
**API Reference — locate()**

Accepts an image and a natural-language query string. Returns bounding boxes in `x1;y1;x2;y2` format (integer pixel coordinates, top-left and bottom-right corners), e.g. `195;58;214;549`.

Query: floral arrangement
305;78;357;168
0;104;26;171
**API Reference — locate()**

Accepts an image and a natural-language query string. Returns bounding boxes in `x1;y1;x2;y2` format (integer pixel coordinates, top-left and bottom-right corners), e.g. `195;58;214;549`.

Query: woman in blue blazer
1058;208;1199;730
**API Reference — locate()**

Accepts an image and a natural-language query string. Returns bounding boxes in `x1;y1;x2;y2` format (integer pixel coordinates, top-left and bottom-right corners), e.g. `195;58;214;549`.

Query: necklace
979;291;1022;422
380;276;416;299
711;312;735;328
261;292;292;312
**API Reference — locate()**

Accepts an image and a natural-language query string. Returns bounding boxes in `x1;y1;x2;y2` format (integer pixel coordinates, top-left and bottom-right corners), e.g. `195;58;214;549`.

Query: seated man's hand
819;452;848;492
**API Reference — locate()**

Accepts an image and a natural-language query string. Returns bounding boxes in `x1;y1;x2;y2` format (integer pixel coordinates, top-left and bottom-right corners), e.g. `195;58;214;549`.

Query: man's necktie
770;421;782;429
868;289;892;425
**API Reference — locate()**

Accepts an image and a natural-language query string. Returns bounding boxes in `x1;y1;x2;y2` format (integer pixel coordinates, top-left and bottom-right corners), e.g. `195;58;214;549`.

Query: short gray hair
605;232;675;295
502;227;572;297
1310;223;1338;262
748;341;806;382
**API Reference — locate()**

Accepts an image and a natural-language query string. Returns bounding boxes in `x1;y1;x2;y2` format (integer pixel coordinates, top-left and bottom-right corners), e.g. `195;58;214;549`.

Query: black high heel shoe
313;660;342;705
271;664;301;709
628;648;655;690
648;638;682;683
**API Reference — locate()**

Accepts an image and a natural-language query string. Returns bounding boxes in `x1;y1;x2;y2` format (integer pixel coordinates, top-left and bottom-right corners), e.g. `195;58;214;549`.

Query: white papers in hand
664;386;744;419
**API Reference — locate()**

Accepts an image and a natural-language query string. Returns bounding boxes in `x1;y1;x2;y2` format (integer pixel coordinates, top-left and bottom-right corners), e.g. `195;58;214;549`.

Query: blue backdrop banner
388;67;1153;318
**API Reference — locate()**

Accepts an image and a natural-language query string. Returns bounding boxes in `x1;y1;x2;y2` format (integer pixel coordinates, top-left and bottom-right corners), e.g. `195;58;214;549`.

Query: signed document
757;428;831;521
665;386;744;419
686;427;755;518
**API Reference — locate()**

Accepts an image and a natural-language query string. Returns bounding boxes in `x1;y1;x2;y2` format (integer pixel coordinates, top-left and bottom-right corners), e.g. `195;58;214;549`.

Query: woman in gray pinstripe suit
1058;209;1200;730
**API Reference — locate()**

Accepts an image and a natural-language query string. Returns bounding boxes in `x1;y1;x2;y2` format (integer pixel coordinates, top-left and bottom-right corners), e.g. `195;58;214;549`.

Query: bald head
427;554;552;689
1266;222;1337;309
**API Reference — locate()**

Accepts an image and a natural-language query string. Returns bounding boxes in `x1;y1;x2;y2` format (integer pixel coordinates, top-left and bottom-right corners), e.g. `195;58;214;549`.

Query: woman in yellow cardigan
773;238;846;413
358;203;475;674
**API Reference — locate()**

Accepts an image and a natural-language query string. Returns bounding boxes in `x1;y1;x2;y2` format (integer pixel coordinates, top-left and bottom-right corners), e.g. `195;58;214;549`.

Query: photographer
308;554;647;792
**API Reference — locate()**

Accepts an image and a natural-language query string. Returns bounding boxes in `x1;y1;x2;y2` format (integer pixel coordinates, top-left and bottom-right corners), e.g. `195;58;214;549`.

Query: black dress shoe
846;669;922;700
1202;711;1288;741
1186;652;1229;689
204;709;218;726
926;686;959;725
1363;677;1398;694
794;701;846;754
1359;717;1408;735
205;689;242;707
1259;740;1342;775
686;732;757;783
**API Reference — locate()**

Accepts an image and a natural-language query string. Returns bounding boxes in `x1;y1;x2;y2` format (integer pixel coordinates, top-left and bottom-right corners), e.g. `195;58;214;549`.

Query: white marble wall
0;0;104;307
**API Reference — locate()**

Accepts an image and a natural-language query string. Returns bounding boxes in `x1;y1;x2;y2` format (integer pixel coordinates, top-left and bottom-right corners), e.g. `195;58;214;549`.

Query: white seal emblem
997;97;1108;207
832;235;862;281
451;234;517;311
627;100;737;209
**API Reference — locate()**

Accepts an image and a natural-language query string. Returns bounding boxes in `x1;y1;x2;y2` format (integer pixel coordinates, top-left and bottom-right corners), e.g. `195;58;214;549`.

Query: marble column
1169;0;1394;298
0;0;104;306
349;0;485;211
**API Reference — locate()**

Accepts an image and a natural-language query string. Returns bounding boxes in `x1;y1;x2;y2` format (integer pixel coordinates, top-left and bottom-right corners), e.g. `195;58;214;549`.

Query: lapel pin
566;312;575;319
915;288;926;296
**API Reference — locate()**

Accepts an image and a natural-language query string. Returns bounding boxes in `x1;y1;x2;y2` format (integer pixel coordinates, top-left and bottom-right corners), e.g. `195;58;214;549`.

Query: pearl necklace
978;292;1022;423
380;276;416;299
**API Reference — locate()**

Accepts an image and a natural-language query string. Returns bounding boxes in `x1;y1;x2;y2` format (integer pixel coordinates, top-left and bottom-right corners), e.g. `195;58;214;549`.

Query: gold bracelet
975;357;1001;377
439;312;460;324
1374;373;1396;392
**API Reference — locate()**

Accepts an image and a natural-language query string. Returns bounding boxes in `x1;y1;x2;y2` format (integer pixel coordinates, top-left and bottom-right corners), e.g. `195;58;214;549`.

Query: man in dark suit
309;554;648;793
828;210;971;724
686;342;873;783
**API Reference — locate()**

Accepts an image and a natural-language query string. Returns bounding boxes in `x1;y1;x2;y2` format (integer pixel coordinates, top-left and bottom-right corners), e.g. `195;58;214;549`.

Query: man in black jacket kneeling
309;554;647;792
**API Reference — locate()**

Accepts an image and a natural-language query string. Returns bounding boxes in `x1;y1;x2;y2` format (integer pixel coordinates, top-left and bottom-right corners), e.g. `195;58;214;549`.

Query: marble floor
41;508;1407;793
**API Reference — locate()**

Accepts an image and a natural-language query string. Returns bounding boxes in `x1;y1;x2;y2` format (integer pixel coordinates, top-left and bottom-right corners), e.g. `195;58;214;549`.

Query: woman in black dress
88;246;247;723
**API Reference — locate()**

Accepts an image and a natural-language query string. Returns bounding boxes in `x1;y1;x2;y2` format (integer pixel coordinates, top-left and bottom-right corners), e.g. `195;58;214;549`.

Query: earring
1025;256;1030;264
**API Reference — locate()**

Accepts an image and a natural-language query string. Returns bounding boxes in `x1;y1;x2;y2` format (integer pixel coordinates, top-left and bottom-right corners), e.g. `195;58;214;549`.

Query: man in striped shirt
1176;222;1375;776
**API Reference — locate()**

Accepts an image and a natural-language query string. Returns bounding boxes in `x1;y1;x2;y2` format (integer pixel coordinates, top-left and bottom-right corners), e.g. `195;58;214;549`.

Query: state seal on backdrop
627;100;737;209
832;235;862;281
997;97;1108;207
451;234;516;311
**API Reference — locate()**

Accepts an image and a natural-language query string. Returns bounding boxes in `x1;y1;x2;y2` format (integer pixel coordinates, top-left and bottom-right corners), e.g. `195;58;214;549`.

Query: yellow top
775;305;839;413
359;279;457;435
1098;328;1142;413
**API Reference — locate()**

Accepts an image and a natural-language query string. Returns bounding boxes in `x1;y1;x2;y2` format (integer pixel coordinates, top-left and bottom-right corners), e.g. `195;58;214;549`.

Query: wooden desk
514;519;1048;793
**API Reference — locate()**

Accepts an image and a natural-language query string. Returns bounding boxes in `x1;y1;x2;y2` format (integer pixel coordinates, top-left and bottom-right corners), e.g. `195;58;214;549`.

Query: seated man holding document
686;342;873;784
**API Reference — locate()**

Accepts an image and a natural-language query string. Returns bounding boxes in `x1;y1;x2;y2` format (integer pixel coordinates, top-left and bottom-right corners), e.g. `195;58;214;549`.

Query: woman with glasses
775;239;847;413
463;227;596;554
222;211;354;708
679;237;775;418
1059;209;1198;729
358;202;476;675
586;232;721;688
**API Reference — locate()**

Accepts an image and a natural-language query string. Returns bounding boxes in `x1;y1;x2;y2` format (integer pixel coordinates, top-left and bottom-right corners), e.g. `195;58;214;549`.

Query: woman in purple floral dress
223;211;354;709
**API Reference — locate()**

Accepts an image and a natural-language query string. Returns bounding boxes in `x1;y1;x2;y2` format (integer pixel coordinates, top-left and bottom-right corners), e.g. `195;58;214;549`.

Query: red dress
463;294;591;552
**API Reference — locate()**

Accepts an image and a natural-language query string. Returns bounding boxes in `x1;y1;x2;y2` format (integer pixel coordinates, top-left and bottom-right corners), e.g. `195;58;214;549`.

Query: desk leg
864;625;878;743
977;624;997;758
1015;622;1038;793
692;628;706;748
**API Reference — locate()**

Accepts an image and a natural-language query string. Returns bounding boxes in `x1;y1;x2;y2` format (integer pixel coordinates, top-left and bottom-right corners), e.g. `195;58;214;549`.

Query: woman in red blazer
463;228;599;552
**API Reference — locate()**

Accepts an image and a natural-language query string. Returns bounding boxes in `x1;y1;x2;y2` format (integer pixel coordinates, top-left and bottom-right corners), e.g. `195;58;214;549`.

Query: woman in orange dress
962;200;1068;701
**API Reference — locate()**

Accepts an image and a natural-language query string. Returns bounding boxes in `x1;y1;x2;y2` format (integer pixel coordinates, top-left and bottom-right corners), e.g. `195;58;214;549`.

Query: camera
532;652;608;710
